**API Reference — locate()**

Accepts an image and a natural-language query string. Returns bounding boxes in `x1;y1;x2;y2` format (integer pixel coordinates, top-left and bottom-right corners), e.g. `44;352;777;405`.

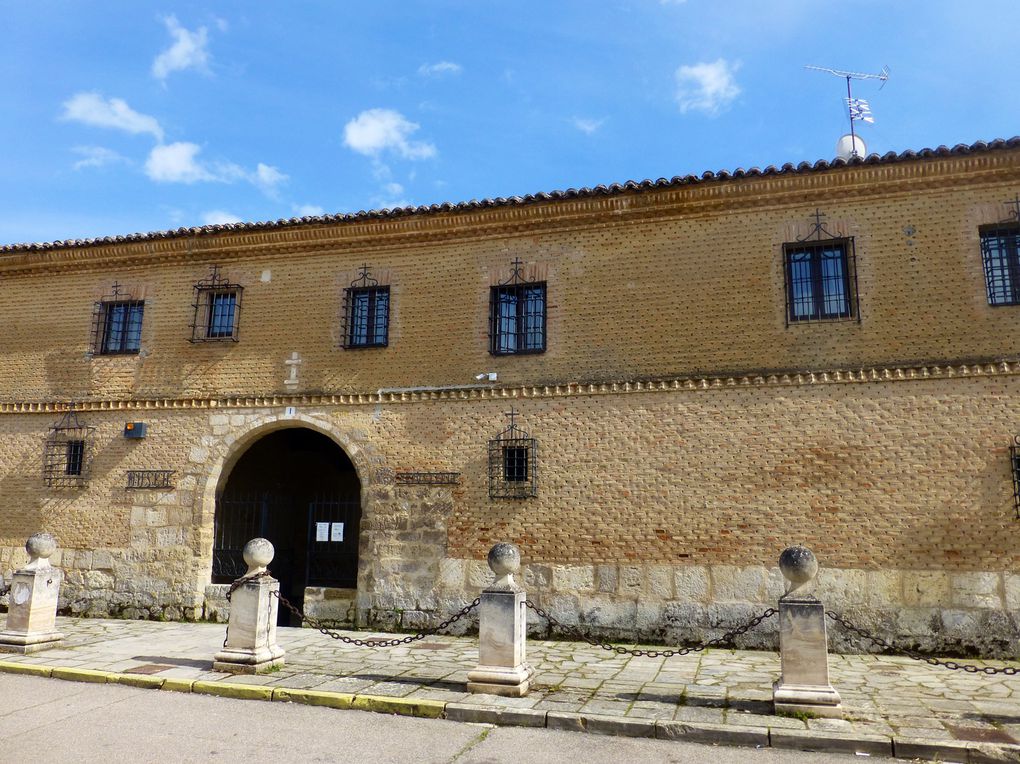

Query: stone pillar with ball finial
213;538;285;674
467;542;535;697
772;544;842;718
0;533;64;654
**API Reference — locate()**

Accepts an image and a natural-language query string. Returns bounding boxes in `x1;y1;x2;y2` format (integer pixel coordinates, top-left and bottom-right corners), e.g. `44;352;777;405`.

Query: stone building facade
2;138;1020;655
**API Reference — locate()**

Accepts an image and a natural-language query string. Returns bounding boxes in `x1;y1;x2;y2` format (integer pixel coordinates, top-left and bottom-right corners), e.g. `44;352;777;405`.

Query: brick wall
0;148;1019;652
0;152;1018;403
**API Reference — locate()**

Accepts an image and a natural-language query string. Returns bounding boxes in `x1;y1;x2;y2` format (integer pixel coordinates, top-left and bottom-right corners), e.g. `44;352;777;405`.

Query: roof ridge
4;136;1018;253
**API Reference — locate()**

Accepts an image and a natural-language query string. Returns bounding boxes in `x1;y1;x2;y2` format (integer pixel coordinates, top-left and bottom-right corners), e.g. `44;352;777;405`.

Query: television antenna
805;65;890;158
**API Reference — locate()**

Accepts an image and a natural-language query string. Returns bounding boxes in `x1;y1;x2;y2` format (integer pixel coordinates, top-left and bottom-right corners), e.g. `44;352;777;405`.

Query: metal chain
525;600;777;658
272;589;481;647
0;584;10;598
224;570;272;602
826;610;1020;675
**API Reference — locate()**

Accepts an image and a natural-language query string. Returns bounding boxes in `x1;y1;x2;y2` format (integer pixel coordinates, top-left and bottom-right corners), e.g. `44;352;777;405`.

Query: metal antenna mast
805;65;889;157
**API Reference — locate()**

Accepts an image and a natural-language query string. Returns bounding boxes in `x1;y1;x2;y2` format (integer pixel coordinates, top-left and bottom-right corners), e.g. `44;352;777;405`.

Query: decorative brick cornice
2;140;1020;277
3;358;1018;414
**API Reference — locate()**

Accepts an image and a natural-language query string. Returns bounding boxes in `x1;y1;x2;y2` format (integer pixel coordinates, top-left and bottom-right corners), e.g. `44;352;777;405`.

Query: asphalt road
0;674;864;763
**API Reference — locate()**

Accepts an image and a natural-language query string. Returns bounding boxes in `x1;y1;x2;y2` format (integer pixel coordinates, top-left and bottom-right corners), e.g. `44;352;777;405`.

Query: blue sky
4;1;1019;245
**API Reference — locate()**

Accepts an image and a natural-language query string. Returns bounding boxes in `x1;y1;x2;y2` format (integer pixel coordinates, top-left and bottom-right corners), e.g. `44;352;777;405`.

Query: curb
2;660;1018;762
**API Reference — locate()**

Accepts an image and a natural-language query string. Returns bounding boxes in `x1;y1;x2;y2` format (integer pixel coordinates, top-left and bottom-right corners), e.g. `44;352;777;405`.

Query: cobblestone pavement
4;616;1020;760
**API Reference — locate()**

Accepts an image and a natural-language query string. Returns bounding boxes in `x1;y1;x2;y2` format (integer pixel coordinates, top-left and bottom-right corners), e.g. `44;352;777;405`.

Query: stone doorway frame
195;412;373;597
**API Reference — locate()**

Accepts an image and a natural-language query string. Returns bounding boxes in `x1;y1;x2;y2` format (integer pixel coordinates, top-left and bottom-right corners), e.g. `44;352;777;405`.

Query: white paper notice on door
315;522;329;542
331;522;345;542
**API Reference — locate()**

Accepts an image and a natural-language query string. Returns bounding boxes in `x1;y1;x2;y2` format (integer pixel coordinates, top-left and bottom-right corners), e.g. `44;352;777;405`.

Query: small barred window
980;224;1020;306
91;283;144;355
489;259;546;355
488;407;538;499
343;265;390;348
782;211;859;325
43;408;94;488
783;239;856;322
190;266;243;342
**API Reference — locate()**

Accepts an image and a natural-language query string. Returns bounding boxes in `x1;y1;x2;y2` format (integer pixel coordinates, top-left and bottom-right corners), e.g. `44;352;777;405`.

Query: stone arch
194;412;376;589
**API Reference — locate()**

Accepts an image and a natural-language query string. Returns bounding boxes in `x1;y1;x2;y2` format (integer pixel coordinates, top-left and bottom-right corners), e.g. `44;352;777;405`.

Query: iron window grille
190;265;243;342
489;258;546;355
783;210;858;325
90;283;144;354
342;265;390;348
488;407;538;499
1012;436;1020;519
980;224;1020;306
43;407;94;488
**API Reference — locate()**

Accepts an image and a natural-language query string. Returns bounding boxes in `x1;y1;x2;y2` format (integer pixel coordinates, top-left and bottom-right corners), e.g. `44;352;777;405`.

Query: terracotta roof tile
3;137;1018;253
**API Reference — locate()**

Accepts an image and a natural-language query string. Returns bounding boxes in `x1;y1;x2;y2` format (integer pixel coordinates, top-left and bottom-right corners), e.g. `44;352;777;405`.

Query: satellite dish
835;133;867;160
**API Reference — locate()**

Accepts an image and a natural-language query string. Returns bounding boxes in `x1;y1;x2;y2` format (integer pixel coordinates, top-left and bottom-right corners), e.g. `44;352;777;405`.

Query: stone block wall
434;560;1020;658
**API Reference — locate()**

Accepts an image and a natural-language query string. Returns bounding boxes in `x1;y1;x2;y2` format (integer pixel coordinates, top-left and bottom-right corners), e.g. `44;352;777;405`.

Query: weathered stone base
0;630;63;654
213;645;285;674
10;551;1020;659
773;681;843;719
467;665;534;697
303;587;356;625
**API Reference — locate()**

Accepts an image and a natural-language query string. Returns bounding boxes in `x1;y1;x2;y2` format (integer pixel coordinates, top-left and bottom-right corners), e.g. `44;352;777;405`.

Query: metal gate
213;490;359;590
306;494;361;588
212;490;297;586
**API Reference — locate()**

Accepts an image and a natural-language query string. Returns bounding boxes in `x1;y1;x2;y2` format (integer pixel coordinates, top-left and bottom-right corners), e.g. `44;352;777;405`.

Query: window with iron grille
342;265;390;348
96;300;144;354
345;288;390;347
489;259;546;355
783;238;857;323
488;408;538;499
980;224;1020;306
43;409;94;488
190;266;243;342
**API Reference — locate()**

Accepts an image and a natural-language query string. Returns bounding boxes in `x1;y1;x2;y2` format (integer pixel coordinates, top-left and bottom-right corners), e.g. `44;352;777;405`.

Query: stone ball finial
487;542;522;591
779;544;819;599
243;538;275;576
488;542;521;577
25;532;57;571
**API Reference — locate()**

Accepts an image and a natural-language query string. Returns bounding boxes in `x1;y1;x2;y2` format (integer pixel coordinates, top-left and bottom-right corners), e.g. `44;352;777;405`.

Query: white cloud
145;142;214;183
145;143;288;197
383;182;404;196
343;109;436;160
293;204;325;217
152;15;210;81
572;117;605;135
71;146;127;170
674;58;741;115
62;93;164;141
418;61;462;77
202;210;242;225
253;163;287;196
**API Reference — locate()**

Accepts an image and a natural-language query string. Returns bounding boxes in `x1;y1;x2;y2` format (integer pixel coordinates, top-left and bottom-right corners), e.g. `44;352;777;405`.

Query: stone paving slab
2;616;1020;761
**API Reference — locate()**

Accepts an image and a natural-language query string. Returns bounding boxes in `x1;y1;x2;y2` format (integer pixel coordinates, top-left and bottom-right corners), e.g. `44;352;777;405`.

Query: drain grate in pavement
409;642;452;650
945;723;1017;744
123;664;176;675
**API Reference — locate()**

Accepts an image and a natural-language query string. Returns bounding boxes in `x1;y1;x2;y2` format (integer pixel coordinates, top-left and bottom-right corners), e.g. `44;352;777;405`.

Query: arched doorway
211;427;361;623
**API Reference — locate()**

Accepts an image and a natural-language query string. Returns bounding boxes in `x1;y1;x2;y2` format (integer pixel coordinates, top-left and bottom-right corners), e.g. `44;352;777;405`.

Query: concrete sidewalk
2;616;1019;762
